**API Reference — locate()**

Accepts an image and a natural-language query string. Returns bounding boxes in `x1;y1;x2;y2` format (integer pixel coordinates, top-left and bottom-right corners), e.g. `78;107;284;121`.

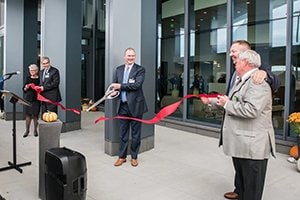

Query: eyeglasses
42;61;49;65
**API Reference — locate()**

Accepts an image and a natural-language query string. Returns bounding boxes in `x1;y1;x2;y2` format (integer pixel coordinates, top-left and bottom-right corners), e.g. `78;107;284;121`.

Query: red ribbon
95;93;220;124
27;83;81;115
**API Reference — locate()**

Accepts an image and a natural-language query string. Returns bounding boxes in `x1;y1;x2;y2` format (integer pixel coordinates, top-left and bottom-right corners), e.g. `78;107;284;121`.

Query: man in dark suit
110;48;148;167
38;56;62;115
217;49;276;200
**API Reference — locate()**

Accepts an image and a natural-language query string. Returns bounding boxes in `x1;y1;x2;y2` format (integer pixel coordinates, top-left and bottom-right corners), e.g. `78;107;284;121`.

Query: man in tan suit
217;50;276;200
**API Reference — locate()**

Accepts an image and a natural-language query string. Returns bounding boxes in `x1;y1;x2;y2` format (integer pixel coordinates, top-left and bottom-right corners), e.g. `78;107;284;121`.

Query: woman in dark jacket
23;64;40;137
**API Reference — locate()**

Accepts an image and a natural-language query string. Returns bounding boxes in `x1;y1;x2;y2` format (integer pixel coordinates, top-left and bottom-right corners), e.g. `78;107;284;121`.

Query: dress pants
233;157;268;200
41;102;58;115
0;92;4;111
233;157;241;194
118;102;142;159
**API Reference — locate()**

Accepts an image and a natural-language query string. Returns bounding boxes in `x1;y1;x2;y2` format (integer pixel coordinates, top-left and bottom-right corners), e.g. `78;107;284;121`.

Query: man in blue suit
110;48;148;167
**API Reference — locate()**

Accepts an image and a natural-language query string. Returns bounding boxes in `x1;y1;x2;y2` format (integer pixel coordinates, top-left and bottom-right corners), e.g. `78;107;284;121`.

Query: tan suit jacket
222;73;276;160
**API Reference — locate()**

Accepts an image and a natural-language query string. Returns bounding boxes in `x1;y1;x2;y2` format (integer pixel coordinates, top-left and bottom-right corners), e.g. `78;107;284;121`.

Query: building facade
0;0;299;153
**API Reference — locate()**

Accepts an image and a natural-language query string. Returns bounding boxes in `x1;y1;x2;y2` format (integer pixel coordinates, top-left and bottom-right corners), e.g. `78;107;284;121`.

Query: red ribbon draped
27;83;81;115
95;93;220;124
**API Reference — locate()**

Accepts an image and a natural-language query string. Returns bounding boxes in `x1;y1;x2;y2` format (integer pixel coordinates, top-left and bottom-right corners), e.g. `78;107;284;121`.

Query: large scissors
86;85;120;112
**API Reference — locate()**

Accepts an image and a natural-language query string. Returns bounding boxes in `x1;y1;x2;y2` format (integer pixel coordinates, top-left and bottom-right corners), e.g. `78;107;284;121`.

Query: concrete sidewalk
0;111;299;200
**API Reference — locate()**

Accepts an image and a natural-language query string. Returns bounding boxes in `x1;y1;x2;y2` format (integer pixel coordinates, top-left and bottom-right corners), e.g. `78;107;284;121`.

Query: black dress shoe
34;131;38;137
23;131;29;138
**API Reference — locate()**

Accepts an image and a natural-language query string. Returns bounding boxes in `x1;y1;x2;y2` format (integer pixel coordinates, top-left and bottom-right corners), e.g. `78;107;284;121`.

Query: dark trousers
118;102;142;159
41;102;58;116
233;157;268;200
233;157;241;194
0;100;3;111
0;92;4;111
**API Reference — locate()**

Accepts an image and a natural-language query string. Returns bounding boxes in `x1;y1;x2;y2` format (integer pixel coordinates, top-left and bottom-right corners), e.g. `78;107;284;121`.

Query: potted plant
287;112;300;171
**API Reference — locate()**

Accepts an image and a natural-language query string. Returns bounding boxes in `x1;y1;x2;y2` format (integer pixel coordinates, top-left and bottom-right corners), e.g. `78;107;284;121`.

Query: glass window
157;0;185;118
82;0;105;30
97;0;106;31
0;36;3;75
0;0;4;27
290;0;300;137
233;0;287;136
83;0;93;28
187;0;227;123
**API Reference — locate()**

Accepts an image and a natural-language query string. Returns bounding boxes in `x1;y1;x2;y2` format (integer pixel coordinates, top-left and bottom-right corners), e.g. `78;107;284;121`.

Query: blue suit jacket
113;63;148;117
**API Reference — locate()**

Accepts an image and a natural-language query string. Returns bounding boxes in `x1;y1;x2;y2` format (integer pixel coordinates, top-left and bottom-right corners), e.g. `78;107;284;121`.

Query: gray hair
124;47;135;54
41;56;50;63
238;49;261;68
28;64;39;71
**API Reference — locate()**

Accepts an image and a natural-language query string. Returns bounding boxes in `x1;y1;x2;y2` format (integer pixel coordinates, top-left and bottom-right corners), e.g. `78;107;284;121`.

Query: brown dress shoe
131;159;138;167
114;158;126;166
224;191;238;199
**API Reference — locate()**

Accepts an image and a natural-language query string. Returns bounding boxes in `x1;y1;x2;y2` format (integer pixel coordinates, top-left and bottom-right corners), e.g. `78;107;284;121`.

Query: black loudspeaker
45;147;87;200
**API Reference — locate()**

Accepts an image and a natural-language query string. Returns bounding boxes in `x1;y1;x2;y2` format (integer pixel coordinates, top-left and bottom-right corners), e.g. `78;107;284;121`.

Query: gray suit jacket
222;72;276;160
113;63;148;117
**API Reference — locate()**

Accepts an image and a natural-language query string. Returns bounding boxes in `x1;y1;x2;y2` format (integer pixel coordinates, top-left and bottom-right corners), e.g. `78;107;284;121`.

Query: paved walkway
0;111;299;200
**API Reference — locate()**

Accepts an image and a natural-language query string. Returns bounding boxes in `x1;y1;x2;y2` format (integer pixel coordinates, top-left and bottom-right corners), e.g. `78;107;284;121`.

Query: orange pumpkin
289;145;299;159
42;111;58;122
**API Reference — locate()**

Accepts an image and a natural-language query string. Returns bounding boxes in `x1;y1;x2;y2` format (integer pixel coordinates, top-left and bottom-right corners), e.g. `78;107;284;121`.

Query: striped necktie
42;69;48;82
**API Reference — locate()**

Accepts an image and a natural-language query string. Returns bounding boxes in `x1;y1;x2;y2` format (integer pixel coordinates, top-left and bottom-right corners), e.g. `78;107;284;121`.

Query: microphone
4;71;21;76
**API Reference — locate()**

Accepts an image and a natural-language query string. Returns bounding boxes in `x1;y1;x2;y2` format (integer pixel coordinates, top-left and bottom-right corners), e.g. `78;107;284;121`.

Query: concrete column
3;0;24;120
104;0;156;155
23;0;38;69
40;0;82;132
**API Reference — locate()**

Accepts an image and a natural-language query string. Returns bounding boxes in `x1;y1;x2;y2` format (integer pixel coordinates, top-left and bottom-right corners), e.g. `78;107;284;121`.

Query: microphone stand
1;74;14;82
0;95;32;173
0;75;32;173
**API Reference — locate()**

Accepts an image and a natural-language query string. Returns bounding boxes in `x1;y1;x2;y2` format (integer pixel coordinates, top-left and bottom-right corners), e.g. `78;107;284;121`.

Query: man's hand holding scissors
86;84;120;112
